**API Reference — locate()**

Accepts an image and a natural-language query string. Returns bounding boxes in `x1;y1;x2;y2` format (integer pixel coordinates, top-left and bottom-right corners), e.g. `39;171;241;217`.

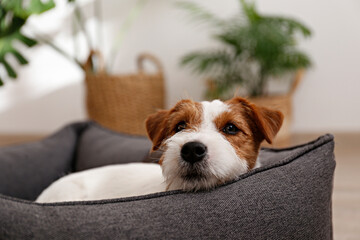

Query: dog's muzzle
180;141;207;164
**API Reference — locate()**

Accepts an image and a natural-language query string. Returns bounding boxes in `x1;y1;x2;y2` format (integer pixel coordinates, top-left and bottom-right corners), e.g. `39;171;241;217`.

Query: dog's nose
181;141;207;164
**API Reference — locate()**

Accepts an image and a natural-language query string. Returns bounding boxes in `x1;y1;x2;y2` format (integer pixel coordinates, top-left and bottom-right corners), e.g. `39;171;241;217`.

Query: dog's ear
145;110;169;151
250;104;284;144
228;97;284;144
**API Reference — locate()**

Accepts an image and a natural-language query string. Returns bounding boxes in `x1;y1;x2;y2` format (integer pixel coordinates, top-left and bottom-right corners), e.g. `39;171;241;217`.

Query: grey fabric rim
0;134;334;206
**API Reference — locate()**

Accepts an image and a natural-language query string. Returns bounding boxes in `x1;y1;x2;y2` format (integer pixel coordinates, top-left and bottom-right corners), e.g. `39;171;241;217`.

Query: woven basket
249;70;304;146
83;51;165;136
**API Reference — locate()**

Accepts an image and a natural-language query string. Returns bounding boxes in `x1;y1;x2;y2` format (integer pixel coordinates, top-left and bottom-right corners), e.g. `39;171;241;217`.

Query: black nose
181;141;207;164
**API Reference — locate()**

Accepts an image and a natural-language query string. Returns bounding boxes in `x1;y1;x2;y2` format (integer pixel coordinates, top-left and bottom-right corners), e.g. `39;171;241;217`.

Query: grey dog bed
0;122;335;239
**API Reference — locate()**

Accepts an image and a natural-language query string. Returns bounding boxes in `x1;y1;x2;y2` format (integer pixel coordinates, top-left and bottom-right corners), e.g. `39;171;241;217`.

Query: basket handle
82;50;105;74
288;69;305;96
137;53;163;74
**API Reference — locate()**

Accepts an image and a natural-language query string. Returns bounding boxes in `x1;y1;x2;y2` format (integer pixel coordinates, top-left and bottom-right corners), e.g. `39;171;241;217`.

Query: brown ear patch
145;110;169;151
226;97;284;144
250;105;284;144
145;99;203;152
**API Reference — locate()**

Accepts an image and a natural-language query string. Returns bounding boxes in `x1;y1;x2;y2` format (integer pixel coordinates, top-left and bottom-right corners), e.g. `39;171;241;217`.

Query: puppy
36;97;283;203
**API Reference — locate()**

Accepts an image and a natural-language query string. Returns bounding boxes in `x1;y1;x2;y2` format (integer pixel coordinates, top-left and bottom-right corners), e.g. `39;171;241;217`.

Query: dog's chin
181;171;206;182
180;167;208;187
163;161;225;192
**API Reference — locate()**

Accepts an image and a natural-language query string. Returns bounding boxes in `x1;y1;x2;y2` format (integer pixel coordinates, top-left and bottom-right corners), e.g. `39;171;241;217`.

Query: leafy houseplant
179;0;312;100
0;0;55;86
0;0;148;86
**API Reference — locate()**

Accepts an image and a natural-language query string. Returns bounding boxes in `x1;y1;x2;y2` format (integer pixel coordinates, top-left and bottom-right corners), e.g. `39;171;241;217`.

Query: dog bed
0;122;335;239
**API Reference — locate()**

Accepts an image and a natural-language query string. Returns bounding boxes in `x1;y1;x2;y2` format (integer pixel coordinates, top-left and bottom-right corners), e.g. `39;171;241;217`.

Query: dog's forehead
201;100;229;122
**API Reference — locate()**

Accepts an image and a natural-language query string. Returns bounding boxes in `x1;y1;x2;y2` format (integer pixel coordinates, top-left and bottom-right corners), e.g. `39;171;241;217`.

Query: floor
0;132;359;239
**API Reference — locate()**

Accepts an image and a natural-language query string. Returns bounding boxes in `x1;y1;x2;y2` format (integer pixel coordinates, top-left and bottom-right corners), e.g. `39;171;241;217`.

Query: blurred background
0;0;359;239
0;0;359;134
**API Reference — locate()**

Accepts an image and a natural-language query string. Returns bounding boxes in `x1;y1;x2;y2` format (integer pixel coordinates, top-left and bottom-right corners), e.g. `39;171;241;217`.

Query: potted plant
178;0;312;144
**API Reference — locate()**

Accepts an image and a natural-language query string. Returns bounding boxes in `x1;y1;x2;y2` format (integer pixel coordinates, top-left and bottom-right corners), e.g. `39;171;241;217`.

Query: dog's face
145;97;283;191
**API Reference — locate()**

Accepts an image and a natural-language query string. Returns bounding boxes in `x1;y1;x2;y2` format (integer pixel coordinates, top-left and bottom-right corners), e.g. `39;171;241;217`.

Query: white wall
0;0;359;134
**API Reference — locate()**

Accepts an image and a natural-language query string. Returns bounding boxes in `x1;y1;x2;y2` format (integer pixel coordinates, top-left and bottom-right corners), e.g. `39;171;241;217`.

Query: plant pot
83;51;165;136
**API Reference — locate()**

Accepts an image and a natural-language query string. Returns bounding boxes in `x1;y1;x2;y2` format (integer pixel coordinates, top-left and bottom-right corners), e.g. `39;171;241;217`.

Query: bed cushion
0;122;88;201
75;123;152;171
0;122;335;239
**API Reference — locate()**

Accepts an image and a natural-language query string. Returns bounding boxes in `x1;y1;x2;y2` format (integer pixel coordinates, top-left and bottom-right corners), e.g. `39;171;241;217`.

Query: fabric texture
0;122;335;240
0;122;88;201
75;123;152;171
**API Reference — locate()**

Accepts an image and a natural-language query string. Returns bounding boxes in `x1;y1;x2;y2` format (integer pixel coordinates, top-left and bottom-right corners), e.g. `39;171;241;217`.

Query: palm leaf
264;16;312;37
181;50;233;74
215;30;244;56
239;0;261;23
176;1;225;27
268;50;311;75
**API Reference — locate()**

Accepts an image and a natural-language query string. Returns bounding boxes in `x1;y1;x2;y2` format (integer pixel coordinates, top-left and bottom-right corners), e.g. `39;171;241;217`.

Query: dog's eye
175;121;187;133
222;123;240;135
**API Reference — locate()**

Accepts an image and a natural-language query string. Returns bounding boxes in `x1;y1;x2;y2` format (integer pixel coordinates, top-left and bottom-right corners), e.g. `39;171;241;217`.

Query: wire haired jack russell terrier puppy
36;97;283;203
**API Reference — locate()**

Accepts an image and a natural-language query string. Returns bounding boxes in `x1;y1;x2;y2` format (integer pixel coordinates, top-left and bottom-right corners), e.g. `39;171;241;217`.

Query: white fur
36;163;165;203
162;100;249;191
37;100;251;203
254;157;262;168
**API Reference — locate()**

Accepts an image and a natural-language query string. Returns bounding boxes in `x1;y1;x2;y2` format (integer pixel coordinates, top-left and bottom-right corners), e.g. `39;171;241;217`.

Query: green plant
0;0;55;86
0;0;148;86
179;0;312;99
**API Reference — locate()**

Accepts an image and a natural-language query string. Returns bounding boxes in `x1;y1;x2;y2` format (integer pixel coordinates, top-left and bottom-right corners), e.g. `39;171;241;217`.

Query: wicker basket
249;70;304;146
83;51;165;136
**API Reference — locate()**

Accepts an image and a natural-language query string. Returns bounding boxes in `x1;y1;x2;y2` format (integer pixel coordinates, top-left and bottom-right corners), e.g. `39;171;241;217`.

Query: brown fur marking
145;99;202;152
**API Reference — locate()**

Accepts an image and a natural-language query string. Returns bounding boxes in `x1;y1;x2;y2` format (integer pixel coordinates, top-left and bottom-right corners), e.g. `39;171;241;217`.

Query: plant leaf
267;50;311;75
1;0;29;19
176;1;224;27
239;0;261;23
264;16;311;37
28;0;56;14
17;33;37;47
0;0;54;86
2;58;17;78
181;50;233;74
2;0;55;18
11;49;29;65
